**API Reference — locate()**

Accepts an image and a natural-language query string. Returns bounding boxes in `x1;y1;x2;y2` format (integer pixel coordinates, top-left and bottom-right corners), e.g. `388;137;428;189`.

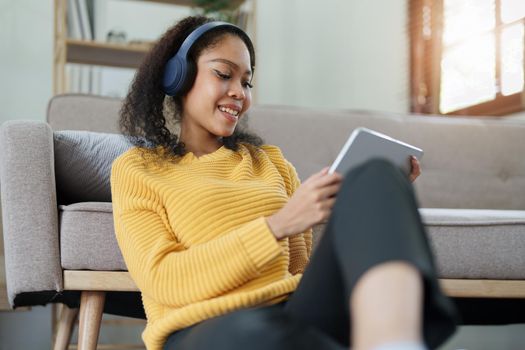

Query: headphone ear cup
178;59;197;96
163;55;186;96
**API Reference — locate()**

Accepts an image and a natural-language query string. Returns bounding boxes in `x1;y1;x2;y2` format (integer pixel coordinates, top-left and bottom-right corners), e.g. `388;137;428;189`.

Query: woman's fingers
319;197;337;222
313;172;343;189
409;156;421;182
324;197;337;209
318;183;341;199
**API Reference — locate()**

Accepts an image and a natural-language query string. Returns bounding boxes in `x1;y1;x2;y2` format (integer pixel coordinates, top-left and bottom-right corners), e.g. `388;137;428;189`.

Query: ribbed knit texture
111;143;313;350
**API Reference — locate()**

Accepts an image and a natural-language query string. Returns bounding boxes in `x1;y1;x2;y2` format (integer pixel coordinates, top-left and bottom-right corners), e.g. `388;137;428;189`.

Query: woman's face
181;34;253;143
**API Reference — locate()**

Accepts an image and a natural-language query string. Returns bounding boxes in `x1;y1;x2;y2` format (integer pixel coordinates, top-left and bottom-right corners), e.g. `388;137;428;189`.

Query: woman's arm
115;208;282;308
282;160;314;275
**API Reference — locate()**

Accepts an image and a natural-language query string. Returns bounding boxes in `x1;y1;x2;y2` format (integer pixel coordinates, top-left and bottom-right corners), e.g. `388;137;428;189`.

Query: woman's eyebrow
208;58;252;76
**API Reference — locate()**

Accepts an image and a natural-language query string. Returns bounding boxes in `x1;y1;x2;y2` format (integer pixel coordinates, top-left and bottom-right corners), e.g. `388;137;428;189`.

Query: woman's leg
163;303;345;350
351;261;423;350
284;159;458;349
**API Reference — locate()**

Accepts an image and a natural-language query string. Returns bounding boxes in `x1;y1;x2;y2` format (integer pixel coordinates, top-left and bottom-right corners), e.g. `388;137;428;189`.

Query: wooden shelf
66;39;152;68
141;0;245;8
140;0;199;6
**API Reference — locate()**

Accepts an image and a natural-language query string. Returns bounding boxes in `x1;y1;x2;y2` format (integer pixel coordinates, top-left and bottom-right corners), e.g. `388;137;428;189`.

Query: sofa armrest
0;121;62;307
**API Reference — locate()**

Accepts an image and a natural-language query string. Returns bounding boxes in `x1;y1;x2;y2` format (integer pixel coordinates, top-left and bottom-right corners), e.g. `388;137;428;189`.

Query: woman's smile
218;104;241;123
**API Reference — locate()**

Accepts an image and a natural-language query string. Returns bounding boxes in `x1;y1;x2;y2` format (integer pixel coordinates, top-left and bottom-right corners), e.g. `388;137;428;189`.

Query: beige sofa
1;94;525;349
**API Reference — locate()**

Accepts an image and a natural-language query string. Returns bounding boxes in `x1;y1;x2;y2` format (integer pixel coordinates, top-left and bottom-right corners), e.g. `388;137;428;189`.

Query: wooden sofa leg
53;305;79;350
77;291;106;350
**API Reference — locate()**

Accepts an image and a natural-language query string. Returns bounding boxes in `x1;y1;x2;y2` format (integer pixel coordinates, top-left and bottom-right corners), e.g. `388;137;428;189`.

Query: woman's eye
215;70;231;80
214;70;253;88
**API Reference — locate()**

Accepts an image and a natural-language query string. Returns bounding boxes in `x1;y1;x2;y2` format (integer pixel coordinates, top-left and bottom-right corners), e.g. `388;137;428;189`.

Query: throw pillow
54;130;132;203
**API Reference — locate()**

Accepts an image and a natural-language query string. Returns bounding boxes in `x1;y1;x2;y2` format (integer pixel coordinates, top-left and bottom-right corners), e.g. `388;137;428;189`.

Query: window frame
409;0;525;116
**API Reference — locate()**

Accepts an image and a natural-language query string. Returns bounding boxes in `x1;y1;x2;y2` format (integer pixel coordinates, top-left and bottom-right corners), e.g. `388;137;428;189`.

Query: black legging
163;159;458;350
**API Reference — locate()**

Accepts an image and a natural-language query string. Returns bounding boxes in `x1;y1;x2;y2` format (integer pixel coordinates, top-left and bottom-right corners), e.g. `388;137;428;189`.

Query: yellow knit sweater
110;143;313;350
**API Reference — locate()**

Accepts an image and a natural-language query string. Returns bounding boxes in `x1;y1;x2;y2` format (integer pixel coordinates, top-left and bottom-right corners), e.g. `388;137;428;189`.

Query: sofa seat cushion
313;209;525;279
60;202;127;270
59;203;525;280
421;208;525;279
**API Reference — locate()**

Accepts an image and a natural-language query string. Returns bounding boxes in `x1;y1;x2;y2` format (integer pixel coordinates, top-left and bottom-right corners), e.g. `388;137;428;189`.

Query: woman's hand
409;156;421;183
266;167;343;239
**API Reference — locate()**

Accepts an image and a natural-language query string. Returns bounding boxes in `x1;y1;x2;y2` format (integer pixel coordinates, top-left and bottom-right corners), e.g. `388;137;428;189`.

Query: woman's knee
341;158;406;189
333;158;414;215
327;157;419;249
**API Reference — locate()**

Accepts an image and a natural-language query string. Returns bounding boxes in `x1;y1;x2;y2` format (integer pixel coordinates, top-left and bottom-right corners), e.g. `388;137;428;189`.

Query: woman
112;16;457;350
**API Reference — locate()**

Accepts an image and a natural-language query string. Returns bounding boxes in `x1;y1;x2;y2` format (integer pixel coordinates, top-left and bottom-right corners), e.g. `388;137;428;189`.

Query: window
410;0;525;116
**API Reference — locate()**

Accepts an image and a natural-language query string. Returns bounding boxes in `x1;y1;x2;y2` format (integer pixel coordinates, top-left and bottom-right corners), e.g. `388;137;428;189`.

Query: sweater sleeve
285;160;313;275
260;145;313;275
111;153;283;308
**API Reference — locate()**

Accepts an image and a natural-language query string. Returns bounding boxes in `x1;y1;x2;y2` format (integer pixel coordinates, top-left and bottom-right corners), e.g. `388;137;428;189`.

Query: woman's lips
219;109;238;123
218;107;239;123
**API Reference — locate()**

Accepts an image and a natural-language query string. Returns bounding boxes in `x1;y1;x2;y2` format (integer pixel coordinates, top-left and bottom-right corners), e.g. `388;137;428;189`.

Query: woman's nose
228;81;245;100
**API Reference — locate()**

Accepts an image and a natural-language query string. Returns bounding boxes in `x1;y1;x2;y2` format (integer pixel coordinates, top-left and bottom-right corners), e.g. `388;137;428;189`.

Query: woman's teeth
219;106;239;117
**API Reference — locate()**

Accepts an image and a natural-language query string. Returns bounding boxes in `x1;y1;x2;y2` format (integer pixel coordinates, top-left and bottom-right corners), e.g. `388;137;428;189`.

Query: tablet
328;127;423;176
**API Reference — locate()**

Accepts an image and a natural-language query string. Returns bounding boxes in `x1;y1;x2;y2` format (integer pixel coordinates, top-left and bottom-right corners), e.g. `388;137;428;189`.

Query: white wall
0;0;53;123
255;0;409;112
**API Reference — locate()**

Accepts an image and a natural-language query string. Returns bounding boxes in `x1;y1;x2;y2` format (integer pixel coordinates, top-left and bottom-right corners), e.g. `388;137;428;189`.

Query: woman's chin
215;127;236;138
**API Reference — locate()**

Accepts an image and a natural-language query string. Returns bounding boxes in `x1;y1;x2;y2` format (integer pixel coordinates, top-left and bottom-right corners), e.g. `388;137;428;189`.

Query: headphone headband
178;21;237;58
162;21;244;96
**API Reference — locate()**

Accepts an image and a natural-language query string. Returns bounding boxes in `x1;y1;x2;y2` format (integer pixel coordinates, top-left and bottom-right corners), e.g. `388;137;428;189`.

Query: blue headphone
162;21;242;96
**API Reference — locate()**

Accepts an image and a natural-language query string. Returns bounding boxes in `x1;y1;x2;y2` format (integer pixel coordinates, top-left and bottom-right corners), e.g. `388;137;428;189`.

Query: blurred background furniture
1;93;525;350
53;0;254;95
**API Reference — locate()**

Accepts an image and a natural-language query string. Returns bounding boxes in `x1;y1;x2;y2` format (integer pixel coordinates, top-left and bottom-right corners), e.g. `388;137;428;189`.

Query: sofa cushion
47;94;122;133
54;130;132;204
60;202;127;270
421;208;525;279
60;203;525;279
247;105;525;210
313;210;525;279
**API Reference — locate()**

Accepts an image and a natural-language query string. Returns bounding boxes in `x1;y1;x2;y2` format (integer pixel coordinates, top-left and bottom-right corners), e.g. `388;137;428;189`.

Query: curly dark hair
119;16;263;159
